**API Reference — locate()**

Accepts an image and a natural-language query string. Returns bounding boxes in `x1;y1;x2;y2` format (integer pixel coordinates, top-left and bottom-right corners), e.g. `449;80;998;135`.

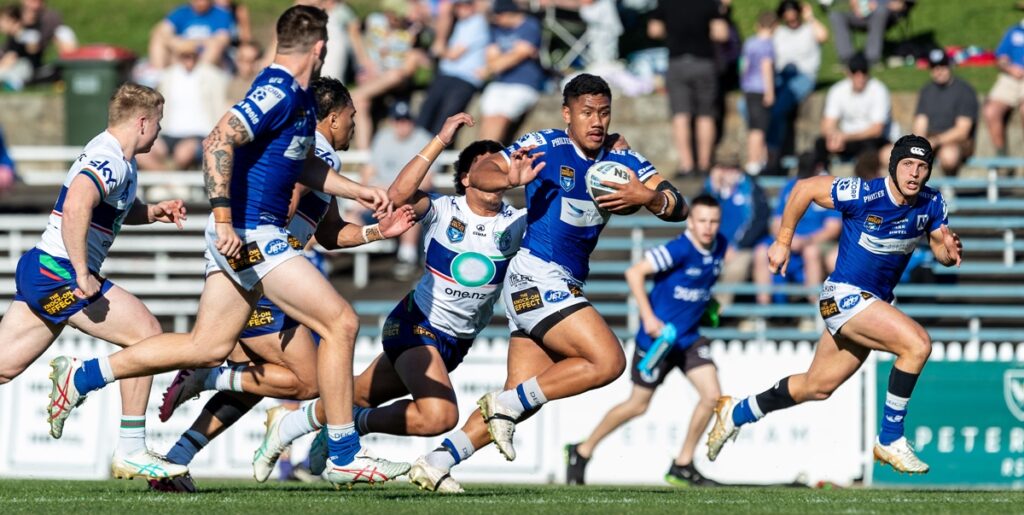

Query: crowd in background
1;0;1023;302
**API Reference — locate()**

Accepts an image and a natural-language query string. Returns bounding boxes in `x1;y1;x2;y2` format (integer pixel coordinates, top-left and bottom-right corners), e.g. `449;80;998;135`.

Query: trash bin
60;45;136;146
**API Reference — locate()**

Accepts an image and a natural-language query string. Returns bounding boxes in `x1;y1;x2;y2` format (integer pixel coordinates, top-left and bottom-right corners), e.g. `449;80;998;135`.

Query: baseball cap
389;99;413;120
928;48;951;68
493;0;522;14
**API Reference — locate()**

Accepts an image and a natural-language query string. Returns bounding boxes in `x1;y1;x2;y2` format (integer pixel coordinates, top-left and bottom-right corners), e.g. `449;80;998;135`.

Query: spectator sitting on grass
148;0;235;69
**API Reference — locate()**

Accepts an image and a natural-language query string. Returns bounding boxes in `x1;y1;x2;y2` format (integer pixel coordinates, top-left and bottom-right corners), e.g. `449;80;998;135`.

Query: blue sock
326;424;360;465
352;405;371;435
731;397;762;427
73;359;107;395
879;394;909;445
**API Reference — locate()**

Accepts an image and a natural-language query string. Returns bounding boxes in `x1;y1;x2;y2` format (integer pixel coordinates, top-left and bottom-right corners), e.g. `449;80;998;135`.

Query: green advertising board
874;361;1024;487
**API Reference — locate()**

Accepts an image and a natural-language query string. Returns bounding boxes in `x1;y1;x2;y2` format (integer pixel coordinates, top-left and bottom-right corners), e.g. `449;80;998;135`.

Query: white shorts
204;215;302;291
818;280;889;335
503;251;590;339
480;82;541;119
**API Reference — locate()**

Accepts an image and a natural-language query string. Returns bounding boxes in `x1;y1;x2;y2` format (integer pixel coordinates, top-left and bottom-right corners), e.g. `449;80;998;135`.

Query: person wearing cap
912;49;978;176
360;100;437;279
707;134;963;476
983;19;1024;157
702;152;770;309
814;51;892;168
477;0;545;144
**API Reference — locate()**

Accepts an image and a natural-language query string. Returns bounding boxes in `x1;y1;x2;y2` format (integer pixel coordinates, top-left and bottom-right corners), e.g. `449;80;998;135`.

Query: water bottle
637;323;678;379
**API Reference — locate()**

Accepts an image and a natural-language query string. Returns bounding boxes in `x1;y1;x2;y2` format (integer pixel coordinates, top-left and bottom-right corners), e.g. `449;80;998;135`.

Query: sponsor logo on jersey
560;197;608;228
450;251;495;287
382;319;400;338
858;232;920;255
685;267;702;277
696;344;712;360
551;137;571;147
839;294;861;310
265;239;289;256
227;242;265;271
916;214;929;231
835;177;861;202
864;190;885;202
447;217;466;243
544;290;570;303
288;235;303;249
473;224;487;237
674;286;710;302
560;166;575;192
819;297;840;318
860;291;873;300
566;281;584;298
248;85;285;114
444;287;488;300
38;286;77;316
510;287;543;314
494;230;512;251
516;132;547;148
864;214;883;232
246;307;275;328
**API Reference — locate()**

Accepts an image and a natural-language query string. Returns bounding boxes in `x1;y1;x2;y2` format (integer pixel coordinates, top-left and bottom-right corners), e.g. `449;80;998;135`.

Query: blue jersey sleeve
645;237;690;273
230;83;294;141
928;191;949;233
830;177;864;217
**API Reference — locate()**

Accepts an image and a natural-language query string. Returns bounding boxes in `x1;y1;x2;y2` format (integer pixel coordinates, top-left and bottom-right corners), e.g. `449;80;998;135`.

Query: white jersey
37;131;138;272
413;194;527;338
287;131;336;247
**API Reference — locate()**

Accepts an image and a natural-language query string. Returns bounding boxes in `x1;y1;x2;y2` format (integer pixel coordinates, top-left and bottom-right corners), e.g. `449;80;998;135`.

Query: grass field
1;480;1023;514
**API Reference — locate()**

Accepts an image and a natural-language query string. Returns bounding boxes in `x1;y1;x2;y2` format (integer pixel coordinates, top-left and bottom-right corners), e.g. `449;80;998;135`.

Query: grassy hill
42;0;1024;92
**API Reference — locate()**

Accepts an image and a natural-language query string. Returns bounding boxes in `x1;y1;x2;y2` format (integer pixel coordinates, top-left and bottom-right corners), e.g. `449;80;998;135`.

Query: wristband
362;223;380;243
212;207;231;224
776;226;795;247
435;135;449;147
415;153;430;163
210;196;230;209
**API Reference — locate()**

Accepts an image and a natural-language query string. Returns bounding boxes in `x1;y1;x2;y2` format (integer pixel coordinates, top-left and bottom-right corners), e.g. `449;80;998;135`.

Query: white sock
115;415;146;457
98;357;115;383
165;429;209;465
204;366;245;392
397;244;417;263
425;430;475;472
277;400;323;444
497;376;547;418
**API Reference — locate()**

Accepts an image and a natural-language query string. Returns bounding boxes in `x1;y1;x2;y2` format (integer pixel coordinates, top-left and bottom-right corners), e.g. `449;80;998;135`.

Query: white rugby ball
585;161;640;214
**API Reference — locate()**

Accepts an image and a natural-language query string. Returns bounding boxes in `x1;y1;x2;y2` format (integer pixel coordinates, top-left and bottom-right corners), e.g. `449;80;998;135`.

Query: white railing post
1005;230;1015;267
987;167;999;203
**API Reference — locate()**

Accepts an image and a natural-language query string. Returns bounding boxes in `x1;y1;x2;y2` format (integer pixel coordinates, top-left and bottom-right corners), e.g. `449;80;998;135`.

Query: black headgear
888;134;934;195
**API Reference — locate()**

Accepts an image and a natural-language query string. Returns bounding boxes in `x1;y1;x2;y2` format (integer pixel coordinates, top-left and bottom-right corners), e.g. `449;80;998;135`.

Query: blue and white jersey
638;232;727;351
828;176;947;301
229;64;318;229
503;129;657;281
37;131;138;272
413;194;527;339
286;130;336;248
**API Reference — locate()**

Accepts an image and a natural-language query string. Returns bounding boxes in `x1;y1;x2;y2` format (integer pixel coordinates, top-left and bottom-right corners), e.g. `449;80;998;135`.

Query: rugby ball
585;161;641;214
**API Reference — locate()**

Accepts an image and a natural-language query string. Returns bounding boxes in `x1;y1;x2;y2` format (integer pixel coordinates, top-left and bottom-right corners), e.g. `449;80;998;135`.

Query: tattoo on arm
365;225;383;242
203;115;253;199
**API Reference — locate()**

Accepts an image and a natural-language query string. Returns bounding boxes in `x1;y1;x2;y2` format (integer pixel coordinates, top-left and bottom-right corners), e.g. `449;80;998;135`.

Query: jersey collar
884;176;918;207
684;229;714;256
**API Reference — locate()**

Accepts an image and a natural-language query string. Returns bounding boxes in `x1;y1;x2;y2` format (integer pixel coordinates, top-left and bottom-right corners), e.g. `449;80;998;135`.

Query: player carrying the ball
406;73;690;492
706;135;963;474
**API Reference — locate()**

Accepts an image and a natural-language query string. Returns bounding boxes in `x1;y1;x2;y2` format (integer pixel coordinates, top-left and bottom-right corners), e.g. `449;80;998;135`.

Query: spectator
416;0;488;135
540;0;623;67
0;5;33;90
18;0;76;82
912;49;978;176
148;0;235;69
828;0;909;66
649;0;729;176
360;100;437;279
320;0;360;82
750;152;839;331
227;40;262;101
702;152;770;309
814;52;891;168
0;124;16;197
768;1;828;168
853;148;885;180
983;19;1024;158
740;10;776;175
350;0;429;150
137;43;229;172
214;0;251;45
477;0;544;144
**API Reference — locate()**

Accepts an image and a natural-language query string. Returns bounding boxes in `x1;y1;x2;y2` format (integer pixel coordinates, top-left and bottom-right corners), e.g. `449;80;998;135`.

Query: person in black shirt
911;49;978;176
649;0;729;177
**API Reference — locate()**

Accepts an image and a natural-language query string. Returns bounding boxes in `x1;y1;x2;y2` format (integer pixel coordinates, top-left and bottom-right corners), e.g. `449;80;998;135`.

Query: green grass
1;480;1023;514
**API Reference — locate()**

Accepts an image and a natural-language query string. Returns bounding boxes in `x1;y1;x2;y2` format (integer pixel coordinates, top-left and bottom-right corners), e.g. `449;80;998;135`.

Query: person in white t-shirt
768;1;828;164
813;52;891;168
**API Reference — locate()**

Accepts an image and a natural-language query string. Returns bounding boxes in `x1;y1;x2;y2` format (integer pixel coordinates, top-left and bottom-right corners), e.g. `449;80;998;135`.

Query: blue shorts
240;298;300;339
382;294;473;372
14;248;114;325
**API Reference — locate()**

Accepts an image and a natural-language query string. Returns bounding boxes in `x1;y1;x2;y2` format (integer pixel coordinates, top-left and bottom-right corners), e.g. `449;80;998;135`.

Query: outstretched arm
768;175;835;276
469;146;545;192
929;225;962;267
124;198;187;228
315;200;416;251
299;155;391;217
389;113;474;217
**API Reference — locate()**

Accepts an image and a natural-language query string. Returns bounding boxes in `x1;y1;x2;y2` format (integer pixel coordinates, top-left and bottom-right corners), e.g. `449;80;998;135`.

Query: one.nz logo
447;217;466;243
560;166;575;192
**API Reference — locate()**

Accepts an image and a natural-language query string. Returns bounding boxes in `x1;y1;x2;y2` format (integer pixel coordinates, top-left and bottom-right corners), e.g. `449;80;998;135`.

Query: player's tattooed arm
202;113;252;199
